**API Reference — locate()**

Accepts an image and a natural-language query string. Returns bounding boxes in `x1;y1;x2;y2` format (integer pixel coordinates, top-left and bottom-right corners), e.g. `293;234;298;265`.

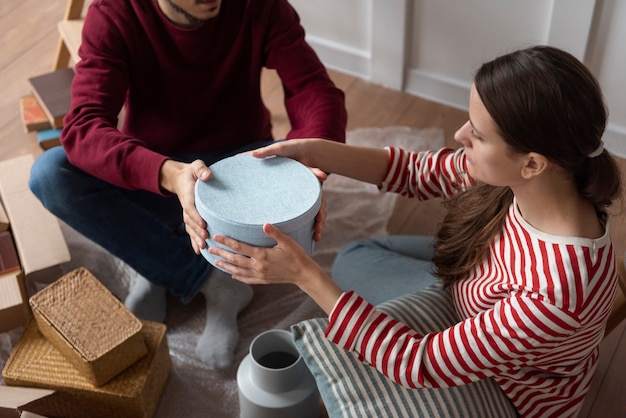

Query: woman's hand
251;139;318;167
159;159;212;254
210;223;343;314
210;223;320;286
253;140;329;242
252;138;390;186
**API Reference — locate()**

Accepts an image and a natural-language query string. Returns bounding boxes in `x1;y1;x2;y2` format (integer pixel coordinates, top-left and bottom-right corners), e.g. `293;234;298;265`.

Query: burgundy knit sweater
62;0;346;194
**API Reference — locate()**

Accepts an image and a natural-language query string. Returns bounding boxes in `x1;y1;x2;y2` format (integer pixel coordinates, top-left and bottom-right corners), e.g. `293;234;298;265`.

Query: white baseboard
604;124;626;158
305;35;371;79
405;68;471;111
306;36;471;110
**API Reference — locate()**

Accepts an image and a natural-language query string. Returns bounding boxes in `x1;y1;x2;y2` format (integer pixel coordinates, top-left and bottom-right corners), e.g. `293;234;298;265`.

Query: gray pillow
291;284;518;418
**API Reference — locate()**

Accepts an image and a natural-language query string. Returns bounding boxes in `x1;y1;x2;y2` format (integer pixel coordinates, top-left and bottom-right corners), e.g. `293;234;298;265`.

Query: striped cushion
291;284;518;418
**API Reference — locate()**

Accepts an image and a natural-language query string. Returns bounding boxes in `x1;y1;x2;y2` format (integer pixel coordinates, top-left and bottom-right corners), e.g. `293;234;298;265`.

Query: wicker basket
28;267;147;386
2;319;170;418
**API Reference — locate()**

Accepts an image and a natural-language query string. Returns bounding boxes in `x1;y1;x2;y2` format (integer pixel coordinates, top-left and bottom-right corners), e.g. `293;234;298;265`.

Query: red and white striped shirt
326;147;617;417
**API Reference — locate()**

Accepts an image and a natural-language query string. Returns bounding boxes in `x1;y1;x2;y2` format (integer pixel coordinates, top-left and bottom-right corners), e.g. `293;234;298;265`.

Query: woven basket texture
28;267;147;385
1;319;170;418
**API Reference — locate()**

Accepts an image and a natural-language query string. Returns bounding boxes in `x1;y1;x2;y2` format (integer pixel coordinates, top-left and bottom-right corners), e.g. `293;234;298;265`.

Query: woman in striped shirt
210;46;622;417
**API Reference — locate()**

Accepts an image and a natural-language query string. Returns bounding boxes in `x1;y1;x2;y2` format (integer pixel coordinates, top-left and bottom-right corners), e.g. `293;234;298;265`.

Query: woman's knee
332;235;435;278
332;237;385;277
335;237;385;260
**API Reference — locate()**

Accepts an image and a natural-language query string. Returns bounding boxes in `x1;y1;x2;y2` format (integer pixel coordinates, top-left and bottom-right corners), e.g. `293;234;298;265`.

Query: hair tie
587;140;604;158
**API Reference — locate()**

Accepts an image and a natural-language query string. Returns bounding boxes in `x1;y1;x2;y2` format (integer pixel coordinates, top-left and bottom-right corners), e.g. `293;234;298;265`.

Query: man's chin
190;8;220;22
196;0;221;17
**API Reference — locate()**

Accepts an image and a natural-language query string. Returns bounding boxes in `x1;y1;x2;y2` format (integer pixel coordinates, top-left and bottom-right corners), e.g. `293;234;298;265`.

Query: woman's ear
520;152;549;179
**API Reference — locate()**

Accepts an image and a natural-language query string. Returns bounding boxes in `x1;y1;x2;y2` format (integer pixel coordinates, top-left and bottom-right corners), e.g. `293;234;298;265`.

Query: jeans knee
30;150;56;197
29;148;72;212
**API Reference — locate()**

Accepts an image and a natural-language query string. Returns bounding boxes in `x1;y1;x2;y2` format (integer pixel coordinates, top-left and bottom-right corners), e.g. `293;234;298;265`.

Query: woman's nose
454;121;470;146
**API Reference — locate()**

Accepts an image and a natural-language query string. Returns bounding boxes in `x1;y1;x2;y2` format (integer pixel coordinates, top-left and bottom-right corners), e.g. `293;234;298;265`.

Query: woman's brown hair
433;45;622;285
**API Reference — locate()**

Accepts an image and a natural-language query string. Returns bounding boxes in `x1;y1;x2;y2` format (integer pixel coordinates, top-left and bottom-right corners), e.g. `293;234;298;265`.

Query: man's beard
165;0;208;27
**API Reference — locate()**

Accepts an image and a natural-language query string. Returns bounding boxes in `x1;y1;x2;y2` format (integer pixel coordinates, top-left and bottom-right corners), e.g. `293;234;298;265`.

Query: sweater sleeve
263;0;347;142
60;3;168;194
380;146;473;200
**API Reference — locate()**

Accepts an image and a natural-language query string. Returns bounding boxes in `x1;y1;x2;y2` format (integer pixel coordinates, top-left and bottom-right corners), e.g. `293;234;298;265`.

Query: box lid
196;155;321;229
0;155;70;275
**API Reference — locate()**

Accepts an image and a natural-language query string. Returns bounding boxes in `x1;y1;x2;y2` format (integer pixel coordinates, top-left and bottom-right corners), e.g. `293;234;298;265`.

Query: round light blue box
195;154;322;270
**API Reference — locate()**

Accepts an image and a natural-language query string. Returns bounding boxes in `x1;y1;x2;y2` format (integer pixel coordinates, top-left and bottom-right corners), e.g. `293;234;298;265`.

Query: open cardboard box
0;154;70;332
0;154;71;414
0;386;53;418
0;230;25;334
0;201;7;231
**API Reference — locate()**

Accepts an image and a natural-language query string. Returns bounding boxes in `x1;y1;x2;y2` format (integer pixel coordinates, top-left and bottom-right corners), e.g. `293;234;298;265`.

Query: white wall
586;0;626;156
290;0;626;157
291;0;372;77
406;0;551;109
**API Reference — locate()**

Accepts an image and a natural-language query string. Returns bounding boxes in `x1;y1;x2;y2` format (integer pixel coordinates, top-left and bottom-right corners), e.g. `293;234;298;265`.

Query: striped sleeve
380;146;472;200
325;291;582;390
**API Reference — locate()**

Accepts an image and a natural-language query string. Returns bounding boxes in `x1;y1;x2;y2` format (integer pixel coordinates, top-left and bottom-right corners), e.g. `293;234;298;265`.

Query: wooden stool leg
53;0;86;70
53;38;71;71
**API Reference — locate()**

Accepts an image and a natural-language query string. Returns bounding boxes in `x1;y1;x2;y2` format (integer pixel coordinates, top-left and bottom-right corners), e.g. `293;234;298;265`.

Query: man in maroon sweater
29;0;346;369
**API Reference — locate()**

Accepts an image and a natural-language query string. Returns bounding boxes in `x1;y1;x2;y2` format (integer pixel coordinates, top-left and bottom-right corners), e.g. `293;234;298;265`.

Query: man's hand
159;159;211;254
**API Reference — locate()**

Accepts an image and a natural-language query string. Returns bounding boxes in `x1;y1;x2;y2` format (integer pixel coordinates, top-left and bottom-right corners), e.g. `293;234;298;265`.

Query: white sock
124;275;167;323
195;269;254;369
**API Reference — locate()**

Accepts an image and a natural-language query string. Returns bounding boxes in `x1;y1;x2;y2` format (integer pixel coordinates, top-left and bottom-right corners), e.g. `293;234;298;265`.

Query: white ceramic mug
237;329;320;418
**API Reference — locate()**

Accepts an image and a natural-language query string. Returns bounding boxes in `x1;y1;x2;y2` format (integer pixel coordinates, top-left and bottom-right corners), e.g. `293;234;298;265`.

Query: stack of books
20;68;74;150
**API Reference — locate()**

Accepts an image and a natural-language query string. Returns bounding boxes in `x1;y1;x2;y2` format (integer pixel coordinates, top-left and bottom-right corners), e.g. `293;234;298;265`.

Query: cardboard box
2;320;170;418
0;231;20;274
0;202;7;232
0;272;30;334
0;386;53;418
0;232;26;332
0;155;71;331
29;267;148;386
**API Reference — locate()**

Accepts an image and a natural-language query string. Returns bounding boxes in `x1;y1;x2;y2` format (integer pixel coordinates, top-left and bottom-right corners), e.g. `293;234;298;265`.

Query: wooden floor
1;0;624;416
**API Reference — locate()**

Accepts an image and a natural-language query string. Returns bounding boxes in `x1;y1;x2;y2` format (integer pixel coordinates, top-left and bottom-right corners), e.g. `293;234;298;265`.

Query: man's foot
195;269;254;369
124;275;167;322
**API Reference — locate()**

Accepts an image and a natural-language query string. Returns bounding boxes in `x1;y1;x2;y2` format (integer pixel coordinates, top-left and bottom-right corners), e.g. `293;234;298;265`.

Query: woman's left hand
209;223;322;286
211;223;345;314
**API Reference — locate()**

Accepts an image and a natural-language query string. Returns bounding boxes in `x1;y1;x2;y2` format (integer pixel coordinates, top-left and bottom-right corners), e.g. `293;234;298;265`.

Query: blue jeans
331;235;438;305
29;142;272;303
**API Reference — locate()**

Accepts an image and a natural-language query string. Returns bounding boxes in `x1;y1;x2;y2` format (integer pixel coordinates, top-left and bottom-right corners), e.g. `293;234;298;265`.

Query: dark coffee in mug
258;351;298;369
